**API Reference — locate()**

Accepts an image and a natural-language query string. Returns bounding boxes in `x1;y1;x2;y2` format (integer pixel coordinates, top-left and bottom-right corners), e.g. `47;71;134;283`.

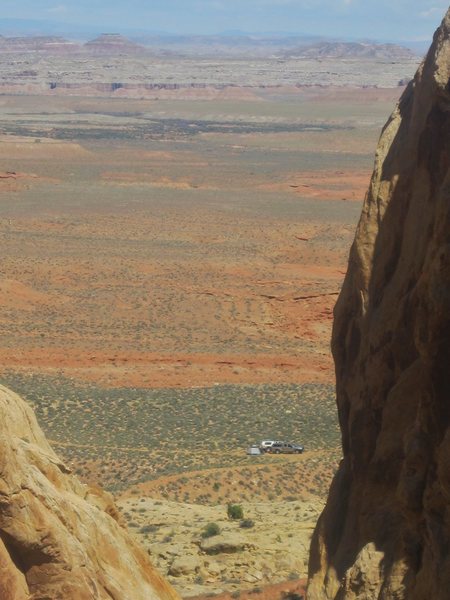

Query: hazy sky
1;1;448;41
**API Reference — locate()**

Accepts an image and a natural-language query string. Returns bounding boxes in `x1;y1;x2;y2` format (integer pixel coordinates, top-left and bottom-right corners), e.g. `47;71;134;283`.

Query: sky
0;1;448;42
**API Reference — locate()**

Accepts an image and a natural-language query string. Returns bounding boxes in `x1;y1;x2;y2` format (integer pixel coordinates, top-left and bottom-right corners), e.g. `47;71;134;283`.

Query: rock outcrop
0;384;180;600
84;34;146;55
284;42;415;60
308;8;450;600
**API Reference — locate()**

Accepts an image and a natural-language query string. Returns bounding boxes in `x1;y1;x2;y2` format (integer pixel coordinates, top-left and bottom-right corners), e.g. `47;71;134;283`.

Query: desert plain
0;46;419;598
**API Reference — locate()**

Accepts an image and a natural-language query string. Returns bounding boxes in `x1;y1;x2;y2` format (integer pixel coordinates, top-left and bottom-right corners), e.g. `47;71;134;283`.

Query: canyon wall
308;8;450;600
0;384;180;600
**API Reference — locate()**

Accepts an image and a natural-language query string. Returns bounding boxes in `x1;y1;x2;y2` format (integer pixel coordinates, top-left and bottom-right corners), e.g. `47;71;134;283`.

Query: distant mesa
0;32;418;61
84;33;147;55
284;41;416;60
0;35;80;54
0;32;146;56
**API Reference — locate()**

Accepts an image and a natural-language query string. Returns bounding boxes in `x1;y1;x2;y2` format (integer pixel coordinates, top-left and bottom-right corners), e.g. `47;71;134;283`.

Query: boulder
200;533;255;554
168;556;201;577
204;560;225;576
0;384;179;600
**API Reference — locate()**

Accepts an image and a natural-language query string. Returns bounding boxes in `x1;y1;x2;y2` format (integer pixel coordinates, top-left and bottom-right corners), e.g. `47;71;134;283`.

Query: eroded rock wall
308;8;450;600
0;384;180;600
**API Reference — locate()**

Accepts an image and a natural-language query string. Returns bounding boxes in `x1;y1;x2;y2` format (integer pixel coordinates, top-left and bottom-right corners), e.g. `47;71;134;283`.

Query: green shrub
227;503;244;520
201;522;221;538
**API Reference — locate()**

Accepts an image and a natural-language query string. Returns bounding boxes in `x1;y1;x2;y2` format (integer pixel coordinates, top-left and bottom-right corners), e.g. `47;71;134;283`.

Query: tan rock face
308;8;450;600
0;384;180;600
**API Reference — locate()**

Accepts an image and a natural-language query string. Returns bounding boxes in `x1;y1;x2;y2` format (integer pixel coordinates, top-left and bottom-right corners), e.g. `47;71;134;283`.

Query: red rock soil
188;578;307;600
0;119;369;389
0;348;333;388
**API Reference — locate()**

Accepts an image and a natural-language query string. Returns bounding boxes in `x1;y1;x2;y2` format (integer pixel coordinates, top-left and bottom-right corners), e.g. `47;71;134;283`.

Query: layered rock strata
308;8;450;600
0;384;180;600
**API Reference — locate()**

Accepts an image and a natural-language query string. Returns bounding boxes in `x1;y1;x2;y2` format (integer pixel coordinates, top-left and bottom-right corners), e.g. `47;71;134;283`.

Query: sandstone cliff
0;384;180;600
308;8;450;600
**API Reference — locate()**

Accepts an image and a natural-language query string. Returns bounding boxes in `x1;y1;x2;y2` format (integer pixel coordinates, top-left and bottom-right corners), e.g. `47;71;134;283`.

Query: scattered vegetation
0;372;340;498
202;522;221;538
227;503;244;520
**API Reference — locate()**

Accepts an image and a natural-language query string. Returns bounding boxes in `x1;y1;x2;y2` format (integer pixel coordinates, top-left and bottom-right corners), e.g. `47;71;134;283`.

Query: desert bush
227;503;244;520
201;522;221;538
140;524;159;534
239;518;255;529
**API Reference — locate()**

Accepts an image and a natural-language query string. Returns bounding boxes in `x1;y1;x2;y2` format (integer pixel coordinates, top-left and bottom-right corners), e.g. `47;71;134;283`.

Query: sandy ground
0;87;398;598
258;169;372;201
117;495;316;598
